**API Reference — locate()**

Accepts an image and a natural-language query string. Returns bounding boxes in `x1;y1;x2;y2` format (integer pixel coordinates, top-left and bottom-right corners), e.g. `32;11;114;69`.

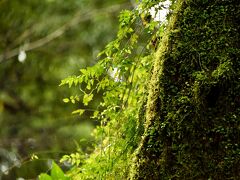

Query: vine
54;0;172;179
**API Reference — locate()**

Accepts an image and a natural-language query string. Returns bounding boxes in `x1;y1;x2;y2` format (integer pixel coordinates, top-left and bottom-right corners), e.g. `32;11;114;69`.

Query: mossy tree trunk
130;0;240;179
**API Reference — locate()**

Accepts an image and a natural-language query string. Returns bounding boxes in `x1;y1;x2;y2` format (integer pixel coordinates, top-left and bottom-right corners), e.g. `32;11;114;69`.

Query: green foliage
39;162;70;180
0;0;128;179
59;0;171;179
60;152;85;166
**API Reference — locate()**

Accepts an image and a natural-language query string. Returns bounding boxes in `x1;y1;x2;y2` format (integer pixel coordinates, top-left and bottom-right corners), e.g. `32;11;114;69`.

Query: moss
130;0;240;179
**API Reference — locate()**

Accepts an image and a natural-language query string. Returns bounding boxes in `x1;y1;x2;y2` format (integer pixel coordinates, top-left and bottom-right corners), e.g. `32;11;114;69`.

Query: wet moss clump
130;0;240;179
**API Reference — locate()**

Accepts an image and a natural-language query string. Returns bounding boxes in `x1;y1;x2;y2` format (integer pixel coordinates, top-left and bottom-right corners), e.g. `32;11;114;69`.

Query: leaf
63;98;70;103
75;95;80;101
30;154;39;160
51;161;70;180
68;79;73;88
80;69;87;74
72;109;85;116
86;82;91;90
92;110;99;118
39;173;52;180
83;93;93;106
59;80;65;86
60;155;70;163
71;99;76;104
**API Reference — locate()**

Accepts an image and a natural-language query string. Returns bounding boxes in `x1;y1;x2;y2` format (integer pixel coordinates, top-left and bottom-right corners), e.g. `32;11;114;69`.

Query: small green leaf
86;82;91;90
80;69;87;74
75;96;80;101
68;79;73;88
30;154;39;160
72;109;85;116
92;110;99;118
51;161;69;180
63;98;70;103
83;93;93;106
39;173;52;180
60;155;70;163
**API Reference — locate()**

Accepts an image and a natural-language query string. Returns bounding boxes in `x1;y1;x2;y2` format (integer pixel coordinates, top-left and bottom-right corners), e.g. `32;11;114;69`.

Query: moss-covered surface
130;0;240;179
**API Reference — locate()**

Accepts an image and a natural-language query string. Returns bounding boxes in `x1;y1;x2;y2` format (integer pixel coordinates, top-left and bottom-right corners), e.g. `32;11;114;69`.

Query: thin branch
0;3;130;63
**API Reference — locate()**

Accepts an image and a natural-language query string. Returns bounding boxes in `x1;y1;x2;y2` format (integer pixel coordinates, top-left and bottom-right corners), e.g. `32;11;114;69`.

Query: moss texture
130;0;240;179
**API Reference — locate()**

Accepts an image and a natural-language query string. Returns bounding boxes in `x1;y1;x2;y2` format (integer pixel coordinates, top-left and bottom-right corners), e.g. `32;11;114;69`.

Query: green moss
130;0;240;179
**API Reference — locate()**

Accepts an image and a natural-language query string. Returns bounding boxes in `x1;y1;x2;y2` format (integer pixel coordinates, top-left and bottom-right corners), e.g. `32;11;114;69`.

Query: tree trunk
130;0;240;179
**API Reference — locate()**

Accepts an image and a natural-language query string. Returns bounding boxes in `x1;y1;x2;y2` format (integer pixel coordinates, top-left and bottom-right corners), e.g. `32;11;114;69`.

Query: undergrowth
54;0;173;179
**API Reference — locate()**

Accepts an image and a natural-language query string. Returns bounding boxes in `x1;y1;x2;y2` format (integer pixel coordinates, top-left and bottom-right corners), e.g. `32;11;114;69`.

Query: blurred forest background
0;0;131;179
